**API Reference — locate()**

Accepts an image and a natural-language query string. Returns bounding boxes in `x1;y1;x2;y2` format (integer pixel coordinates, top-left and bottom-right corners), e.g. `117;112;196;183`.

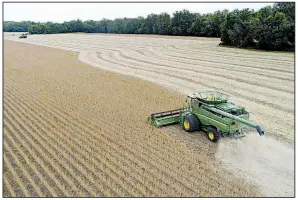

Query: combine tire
206;127;220;142
183;114;201;132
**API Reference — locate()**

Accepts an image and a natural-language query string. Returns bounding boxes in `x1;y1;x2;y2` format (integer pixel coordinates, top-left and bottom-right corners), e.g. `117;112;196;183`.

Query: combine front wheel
183;114;201;132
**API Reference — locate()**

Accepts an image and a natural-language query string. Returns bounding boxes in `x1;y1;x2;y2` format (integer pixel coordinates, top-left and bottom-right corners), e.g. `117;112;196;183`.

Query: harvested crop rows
4;40;262;197
5;33;294;141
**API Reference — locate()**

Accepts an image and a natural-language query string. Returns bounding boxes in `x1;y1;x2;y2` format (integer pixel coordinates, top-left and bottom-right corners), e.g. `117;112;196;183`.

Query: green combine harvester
19;34;27;39
149;91;264;142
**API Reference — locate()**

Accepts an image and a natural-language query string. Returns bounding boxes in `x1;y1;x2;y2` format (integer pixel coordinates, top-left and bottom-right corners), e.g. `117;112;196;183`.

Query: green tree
189;13;202;36
255;11;294;50
4;21;34;32
200;10;227;37
156;13;172;35
142;14;158;34
274;2;295;20
172;9;196;35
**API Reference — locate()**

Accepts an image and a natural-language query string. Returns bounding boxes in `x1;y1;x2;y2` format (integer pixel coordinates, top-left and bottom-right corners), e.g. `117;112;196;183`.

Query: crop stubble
4;40;262;197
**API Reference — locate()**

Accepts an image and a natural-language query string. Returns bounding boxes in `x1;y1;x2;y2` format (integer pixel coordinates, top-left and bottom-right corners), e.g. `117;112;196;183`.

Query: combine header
148;91;264;142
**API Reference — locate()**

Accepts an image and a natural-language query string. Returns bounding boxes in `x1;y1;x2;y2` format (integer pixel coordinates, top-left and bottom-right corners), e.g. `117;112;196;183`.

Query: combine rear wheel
206;127;220;142
183;114;201;132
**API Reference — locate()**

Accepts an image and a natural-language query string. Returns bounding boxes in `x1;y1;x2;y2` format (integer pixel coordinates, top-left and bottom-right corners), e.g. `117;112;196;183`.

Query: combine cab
149;91;264;142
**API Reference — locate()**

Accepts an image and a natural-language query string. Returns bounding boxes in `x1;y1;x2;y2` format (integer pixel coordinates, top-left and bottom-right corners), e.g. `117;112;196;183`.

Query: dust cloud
215;133;294;197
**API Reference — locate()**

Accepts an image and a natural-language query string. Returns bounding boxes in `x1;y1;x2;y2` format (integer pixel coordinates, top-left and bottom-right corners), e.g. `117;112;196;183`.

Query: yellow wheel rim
208;132;215;140
184;120;190;129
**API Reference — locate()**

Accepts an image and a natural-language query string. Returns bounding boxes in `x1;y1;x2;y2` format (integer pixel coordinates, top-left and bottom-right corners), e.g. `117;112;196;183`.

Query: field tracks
97;51;293;113
112;50;293;94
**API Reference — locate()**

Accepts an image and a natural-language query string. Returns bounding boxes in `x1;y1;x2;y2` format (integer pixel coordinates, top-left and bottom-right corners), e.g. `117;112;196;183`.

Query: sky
4;2;274;23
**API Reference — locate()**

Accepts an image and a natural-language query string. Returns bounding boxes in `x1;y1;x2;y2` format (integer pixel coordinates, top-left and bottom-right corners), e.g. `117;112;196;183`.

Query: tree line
4;21;35;32
4;2;294;51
